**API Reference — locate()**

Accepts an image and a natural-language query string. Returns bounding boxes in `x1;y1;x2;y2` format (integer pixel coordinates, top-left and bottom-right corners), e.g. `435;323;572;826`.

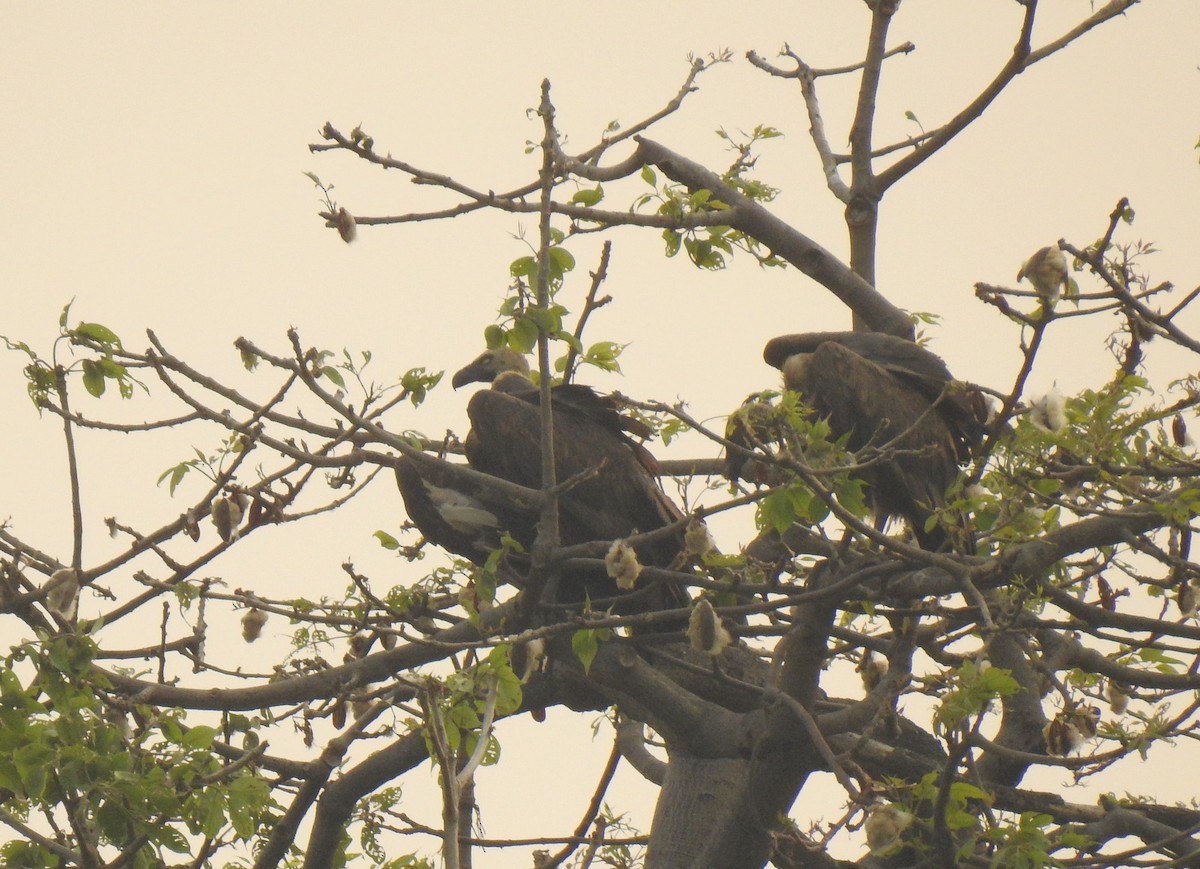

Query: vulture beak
451;355;492;390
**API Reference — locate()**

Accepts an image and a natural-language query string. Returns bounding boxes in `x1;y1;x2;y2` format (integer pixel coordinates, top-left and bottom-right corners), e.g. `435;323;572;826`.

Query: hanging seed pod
687;598;731;656
605;539;642;591
241;607;268;642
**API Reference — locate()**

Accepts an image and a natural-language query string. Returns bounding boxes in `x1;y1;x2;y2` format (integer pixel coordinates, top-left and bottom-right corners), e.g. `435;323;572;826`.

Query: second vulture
396;348;687;613
745;331;985;551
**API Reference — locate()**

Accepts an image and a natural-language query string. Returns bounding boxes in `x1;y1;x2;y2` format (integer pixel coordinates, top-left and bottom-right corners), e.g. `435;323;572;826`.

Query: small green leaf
74;322;122;348
510;256;537;279
640;165;656;186
484;324;505;349
375;530;401;550
240;347;259;371
81;359;105;397
572;629;600;673
318;365;346;389
510;317;539;352
547;246;575;273
157;462;190;495
181;725;218;750
571;185;604;206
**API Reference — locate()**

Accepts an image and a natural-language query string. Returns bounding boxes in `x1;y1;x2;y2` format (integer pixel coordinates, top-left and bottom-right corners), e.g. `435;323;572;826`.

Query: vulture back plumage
759;332;984;551
398;347;687;614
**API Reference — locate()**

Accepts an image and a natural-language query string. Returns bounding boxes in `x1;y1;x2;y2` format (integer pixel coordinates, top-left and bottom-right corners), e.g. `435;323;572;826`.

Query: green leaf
509;316;539;352
758;489;796;534
318;365;346;389
81;359;106;397
374;530;401;550
572;629;600;674
640;165;656;186
484;324;505;349
181;724;218;750
156;462;190;495
510;255;537;279
74;321;123;348
547;246;575;273
524;306;562;334
240;347;259;371
662;229;681;258
571;185;604;206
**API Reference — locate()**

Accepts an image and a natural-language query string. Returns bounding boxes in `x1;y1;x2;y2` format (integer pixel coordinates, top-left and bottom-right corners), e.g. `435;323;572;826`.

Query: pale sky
3;2;1198;865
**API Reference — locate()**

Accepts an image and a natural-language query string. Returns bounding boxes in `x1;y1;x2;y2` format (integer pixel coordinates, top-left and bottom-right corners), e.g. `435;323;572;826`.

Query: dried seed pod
1017;245;1068;306
1043;714;1084;756
45;568;80;621
864;803;914;854
857;651;888;692
683;517;716;557
605;539;642;591
1072;705;1101;740
335;207;356;243
241;607;268;642
1105;681;1130;714
1030;388;1067;433
1173;414;1193;447
509;638;545;684
687;598;731;656
344;629;373;663
1178;579;1197;618
212;494;246;542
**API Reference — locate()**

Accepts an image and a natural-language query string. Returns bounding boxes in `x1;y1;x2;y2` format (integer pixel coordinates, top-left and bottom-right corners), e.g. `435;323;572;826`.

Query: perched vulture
757;331;985;551
397;347;687;613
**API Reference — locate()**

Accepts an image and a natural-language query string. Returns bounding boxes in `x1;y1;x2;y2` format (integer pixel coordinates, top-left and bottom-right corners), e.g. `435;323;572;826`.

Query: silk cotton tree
6;3;1200;869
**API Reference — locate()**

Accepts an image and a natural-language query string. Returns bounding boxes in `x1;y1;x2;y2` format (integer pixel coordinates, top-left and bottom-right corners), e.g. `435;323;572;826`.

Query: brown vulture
396;347;687;614
753;331;985;551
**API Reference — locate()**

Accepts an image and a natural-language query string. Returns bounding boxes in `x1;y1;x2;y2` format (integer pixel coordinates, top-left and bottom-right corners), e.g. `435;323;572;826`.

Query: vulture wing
766;334;977;550
395;456;537;564
765;331;985;461
464;388;684;567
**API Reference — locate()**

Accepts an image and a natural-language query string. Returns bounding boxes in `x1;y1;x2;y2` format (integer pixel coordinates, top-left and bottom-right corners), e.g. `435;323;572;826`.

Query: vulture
753;331;985;551
396;347;687;614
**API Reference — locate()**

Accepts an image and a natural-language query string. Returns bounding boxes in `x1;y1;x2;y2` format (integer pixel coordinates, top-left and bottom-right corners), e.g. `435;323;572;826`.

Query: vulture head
758;331;984;551
397;347;688;619
451;347;532;392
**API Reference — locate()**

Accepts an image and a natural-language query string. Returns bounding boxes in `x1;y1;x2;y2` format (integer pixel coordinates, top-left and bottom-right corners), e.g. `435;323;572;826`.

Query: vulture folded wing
765;332;985;460
465;389;684;567
778;340;962;550
395;456;538;564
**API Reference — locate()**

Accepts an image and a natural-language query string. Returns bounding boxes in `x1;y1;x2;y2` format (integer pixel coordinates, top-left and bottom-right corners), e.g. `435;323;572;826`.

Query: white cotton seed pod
605;539;642;590
683;517;716;557
865;803;914;854
211;495;245;542
1017;245;1069;306
45;568;80;621
241;607;268;642
1043;717;1084;756
687;598;732;656
858;652;888;692
509;638;546;684
335;207;357;243
1073;705;1101;740
1030;388;1067;433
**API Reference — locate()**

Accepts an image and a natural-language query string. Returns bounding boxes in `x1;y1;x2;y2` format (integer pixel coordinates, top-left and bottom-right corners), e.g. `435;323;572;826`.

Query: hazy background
3;2;1198;864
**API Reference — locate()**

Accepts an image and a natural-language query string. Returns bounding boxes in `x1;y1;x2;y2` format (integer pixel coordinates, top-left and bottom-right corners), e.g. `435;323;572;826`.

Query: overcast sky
3;2;1198;864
